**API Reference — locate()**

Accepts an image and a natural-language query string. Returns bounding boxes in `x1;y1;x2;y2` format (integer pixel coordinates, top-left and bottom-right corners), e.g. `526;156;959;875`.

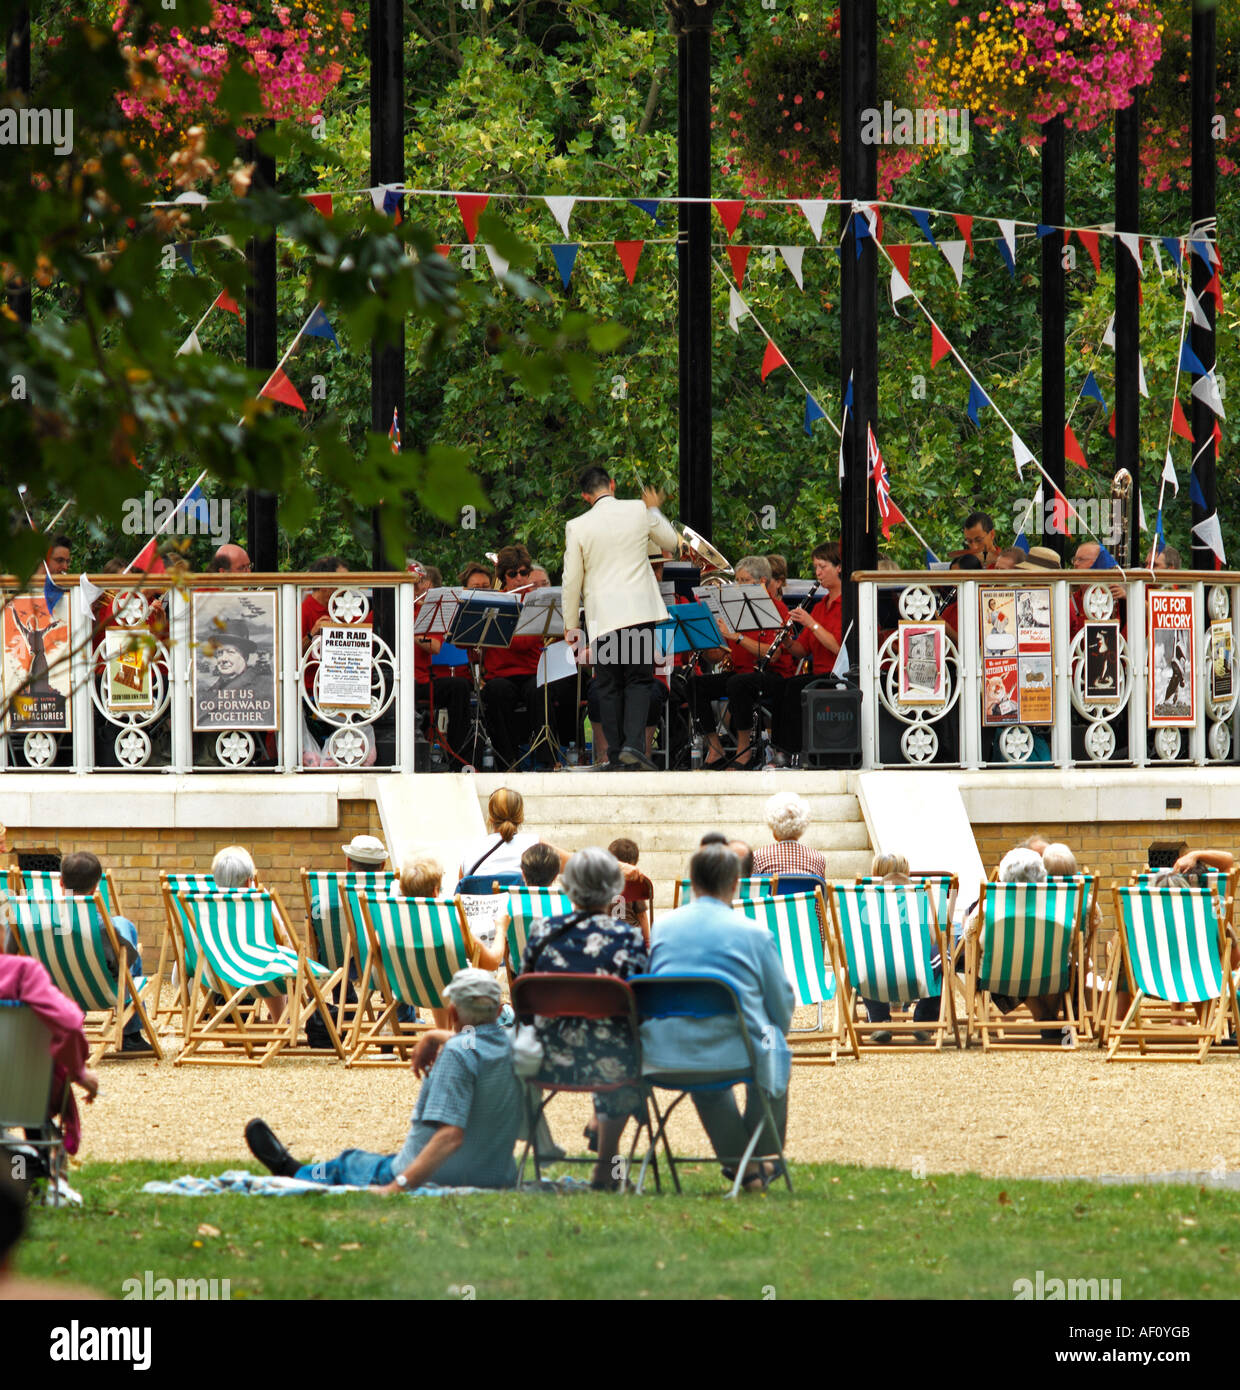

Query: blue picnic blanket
141;1169;591;1197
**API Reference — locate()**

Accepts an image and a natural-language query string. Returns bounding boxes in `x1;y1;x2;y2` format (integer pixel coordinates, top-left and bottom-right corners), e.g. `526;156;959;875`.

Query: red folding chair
510;973;658;1191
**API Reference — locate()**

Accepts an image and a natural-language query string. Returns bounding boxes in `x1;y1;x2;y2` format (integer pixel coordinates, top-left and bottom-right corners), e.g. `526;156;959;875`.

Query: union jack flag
867;425;903;539
389;406;400;454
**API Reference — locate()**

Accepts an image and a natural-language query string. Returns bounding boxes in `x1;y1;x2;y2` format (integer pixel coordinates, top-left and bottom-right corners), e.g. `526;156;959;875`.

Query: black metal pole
839;0;877;667
5;7;30;325
245;138;279;570
1041;116;1066;559
370;0;404;571
1114;94;1140;554
670;1;719;541
1190;0;1217;570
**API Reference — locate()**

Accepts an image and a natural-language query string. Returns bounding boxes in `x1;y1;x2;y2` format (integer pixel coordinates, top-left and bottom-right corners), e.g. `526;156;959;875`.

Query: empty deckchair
157;872;231;1028
673;875;774;908
503;886;573;976
1105;885;1237;1062
966;879;1085;1050
349;894;483;1066
176;889;341;1066
6;891;162;1065
8;867;124;918
831;882;959;1050
300;869;395;1040
735;888;858;1064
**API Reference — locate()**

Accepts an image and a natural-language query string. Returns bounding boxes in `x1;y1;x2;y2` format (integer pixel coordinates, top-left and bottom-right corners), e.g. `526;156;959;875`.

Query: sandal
741;1160;786;1193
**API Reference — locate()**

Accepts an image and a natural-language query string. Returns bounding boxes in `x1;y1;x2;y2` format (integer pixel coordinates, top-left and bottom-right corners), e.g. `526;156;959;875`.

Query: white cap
342;834;388;866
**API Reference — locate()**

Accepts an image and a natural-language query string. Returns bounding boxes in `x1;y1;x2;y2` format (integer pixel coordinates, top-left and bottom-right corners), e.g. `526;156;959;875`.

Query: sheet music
708;583;781;633
691;585;725;626
514;587;566;638
659;578;676;603
536;639;576;687
413;587;474;636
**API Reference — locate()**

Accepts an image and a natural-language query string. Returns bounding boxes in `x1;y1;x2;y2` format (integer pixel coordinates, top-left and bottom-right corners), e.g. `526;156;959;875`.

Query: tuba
677;525;734;587
1110;468;1133;568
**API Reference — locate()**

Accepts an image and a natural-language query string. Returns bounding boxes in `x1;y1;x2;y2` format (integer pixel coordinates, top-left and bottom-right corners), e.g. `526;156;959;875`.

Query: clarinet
756;585;821;673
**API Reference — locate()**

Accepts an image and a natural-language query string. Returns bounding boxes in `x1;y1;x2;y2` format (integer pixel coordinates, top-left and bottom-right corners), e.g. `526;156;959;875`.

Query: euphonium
1110;468;1134;567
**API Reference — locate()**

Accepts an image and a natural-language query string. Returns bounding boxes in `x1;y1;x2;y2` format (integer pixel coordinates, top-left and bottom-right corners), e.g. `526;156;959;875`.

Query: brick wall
6;799;383;958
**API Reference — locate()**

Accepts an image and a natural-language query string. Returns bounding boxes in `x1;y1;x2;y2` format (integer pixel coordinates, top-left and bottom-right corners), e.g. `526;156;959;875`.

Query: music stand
516;590;572;766
443;593;521;769
413;588;465;768
656;600;723;657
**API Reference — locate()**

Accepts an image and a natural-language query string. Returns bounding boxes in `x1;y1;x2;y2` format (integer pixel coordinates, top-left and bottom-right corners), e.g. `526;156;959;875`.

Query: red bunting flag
456;193;490;243
1203;271;1224;308
1214;419;1224;455
128;537;166;576
1171;397;1194;441
1076;229;1101;276
930;324;951;369
434;244;451;259
760;340;787;382
713;200;746;238
213;289;242;317
305;194;333;217
953;214;974;257
614;240;644;285
726;245;751;288
260;367;306;412
1064;423;1088;469
1048;487;1076;535
1107;410;1116;438
888;244;911;282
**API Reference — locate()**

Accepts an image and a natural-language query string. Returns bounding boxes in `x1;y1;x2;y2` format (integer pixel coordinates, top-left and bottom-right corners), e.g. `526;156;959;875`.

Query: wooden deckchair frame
299;869;393;1049
672;875;775;909
7;866;125;919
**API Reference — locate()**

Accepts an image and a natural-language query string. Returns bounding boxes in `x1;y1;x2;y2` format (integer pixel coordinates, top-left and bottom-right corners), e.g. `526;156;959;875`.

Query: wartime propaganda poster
982;656;1019;726
192;592;278;731
103;628;155;711
897;622;947;705
2;592;71;732
1211;621;1233;704
317;625;373;710
979;589;1017;658
1014;587;1052;655
1148;590;1196;727
1083;622;1121;706
1017;656;1054;725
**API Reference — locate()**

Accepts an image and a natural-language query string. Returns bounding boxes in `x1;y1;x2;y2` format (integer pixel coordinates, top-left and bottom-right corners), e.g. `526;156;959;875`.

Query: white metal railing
856;571;1238;770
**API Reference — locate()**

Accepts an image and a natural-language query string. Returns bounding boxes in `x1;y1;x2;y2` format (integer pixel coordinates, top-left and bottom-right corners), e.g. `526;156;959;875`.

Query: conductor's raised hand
641;485;666;510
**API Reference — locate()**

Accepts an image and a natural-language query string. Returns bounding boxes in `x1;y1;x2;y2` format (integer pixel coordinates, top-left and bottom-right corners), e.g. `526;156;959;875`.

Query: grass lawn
14;1161;1240;1300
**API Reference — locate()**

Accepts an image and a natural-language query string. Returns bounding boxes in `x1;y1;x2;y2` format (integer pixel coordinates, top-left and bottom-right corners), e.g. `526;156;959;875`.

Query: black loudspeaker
801;683;863;769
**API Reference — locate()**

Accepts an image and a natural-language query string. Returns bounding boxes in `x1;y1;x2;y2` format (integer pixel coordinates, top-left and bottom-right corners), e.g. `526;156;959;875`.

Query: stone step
546;821;872;852
512;794;863;826
472;770;857;797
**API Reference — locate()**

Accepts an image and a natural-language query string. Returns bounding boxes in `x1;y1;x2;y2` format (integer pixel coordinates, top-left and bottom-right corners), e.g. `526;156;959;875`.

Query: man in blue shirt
641;845;794;1191
245;969;523;1191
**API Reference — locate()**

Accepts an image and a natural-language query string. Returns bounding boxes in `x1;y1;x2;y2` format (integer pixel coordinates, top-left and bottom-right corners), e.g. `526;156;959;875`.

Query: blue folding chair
772;872;826;898
630;973;792;1200
456;872;525;897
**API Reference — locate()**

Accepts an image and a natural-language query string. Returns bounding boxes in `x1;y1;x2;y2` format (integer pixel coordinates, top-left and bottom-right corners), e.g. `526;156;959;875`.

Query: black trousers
726;671;786;742
776;673;820;754
690;671;732;737
483;674;576;767
592;622;656;758
420;676;471;762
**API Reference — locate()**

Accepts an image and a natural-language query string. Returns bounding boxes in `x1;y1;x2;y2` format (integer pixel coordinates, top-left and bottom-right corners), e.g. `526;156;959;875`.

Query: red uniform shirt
727;597;797;677
809;592;844;674
482;632;543;681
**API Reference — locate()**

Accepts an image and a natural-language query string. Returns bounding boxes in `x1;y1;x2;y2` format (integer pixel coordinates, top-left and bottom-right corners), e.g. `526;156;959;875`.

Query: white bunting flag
728;286;750;334
1162;450;1179;497
1011;433;1035;480
369;186;388;212
998;219;1017;265
483;244;509;282
1117;232;1143;275
1102;314;1116;349
544;196;575;238
177;330;202;356
1138;487;1147;534
778;245;805;290
939;240;967;288
79;571;104;608
173;191;209;206
1137;353;1148;399
890;268;914;315
832;642;850;677
1185;286;1210;329
797;199;829;243
1149;239;1164;275
1192;373;1226;419
1193;511;1226;563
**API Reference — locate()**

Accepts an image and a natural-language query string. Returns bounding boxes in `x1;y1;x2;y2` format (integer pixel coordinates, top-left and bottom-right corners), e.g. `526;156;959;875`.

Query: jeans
108;917;144;1038
296;1149;395;1187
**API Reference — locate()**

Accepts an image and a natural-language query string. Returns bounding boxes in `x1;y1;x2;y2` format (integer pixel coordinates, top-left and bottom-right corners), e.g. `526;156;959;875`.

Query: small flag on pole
389;406;400;454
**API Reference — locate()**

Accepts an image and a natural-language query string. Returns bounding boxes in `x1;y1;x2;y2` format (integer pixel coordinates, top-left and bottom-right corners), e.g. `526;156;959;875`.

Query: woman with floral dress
518;847;648;1190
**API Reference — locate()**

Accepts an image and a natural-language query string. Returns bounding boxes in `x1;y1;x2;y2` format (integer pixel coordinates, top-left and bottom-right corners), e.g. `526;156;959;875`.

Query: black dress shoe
618;744;657;771
245;1118;301;1178
121;1033;154;1054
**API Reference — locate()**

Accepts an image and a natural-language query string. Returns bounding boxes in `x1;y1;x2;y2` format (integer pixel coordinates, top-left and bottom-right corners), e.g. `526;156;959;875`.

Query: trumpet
677;525;733;587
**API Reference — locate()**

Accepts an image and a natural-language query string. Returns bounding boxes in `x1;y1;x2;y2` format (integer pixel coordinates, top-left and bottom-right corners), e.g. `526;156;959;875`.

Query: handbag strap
523;910;593;974
465;835;506;880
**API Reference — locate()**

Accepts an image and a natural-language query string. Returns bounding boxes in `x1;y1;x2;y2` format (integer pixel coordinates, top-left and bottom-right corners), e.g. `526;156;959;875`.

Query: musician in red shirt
409;561;471;765
777;541;844;756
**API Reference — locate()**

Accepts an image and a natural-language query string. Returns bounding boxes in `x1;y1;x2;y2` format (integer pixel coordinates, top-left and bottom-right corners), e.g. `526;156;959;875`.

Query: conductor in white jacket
562;467;679;769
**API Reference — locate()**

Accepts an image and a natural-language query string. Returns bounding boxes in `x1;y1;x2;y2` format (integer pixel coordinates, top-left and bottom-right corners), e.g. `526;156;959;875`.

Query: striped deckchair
967;879;1085;1049
9;867;124;918
1133;867;1237;931
157;872;228;1028
348;894;482;1066
503;886;573;976
673;875;774;908
736;888;859;1064
909;872;958;937
1045;873;1098;1041
1105;885;1237;1061
7;891;161;1065
831;883;959;1050
176;888;341;1066
300;869;395;1040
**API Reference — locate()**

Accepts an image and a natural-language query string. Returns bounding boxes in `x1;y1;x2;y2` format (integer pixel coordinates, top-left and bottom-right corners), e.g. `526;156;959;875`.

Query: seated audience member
1022;833;1050;857
59;851;150;1054
245;969;523;1191
211;845;285;1022
520;843;561;888
0;953;99;1198
608;837;653;945
751;792;827;880
342;834;389;875
518;848;648;1190
642;846;793;1192
695;833;754;884
458;788;569;885
1173;847;1235;879
859;853;940;1043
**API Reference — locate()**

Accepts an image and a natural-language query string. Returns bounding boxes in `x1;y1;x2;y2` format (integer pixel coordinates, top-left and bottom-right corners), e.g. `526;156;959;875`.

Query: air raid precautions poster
318;625;373;710
1148;590;1196;726
3;593;71;732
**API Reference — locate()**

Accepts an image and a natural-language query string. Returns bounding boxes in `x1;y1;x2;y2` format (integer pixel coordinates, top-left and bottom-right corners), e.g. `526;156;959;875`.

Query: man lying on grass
245;969;523;1192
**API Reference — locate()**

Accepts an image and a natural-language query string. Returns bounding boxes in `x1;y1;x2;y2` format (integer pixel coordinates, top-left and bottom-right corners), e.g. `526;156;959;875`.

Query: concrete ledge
955;768;1240;824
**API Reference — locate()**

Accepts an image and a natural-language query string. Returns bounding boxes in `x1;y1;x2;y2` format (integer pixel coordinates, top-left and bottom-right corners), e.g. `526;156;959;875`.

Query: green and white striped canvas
303;870;394;972
19;869;116;915
360;894;473;1009
910;873;954;934
737;890;835;1005
832;884;939;1004
1045;874;1094;934
979;881;1083;997
163;873;223;980
505;886;573;970
9;894;137;1013
183;892;327;1000
1117;885;1224;1005
678;874;774;906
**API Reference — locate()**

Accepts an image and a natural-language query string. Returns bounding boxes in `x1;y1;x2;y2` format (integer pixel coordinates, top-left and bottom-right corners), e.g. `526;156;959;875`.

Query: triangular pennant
434;244;451;259
305;193;333;217
1185;286;1211;328
1014;531;1030;553
803;393;827;436
1107;410;1116;438
1091;544;1120;570
213;289;241;317
1080;370;1106;406
303;305;340;347
1162;450;1179;497
888;244;911;281
1138;488;1147;534
1193;511;1226;564
778;245;805;290
1137;353;1148;399
1117;231;1143;274
456;193;490;243
78;571;103;608
966;379;990;428
1190;468;1207;511
1159;236;1183;269
939;240;966;287
890;268;914;314
1102;313;1115;349
843;373;854;412
1048;486;1075;535
368;185;387;212
176;329;202;357
1064;423;1088;469
1171;397;1194;440
997;219;1017;276
1036;224;1057;239
1203;271;1224;309
909;208;937;248
128;537;165;576
260;366;306;411
760;340;787;383
1189;239;1214;270
43;567;61;614
853;208;871;258
930;324;952;369
628;199;663;225
713;199;746;238
953;214;974;257
1011;433;1035;479
614;240;644;285
1149;238;1163;275
483;244;510;283
1155;508;1165;554
726;244;751;288
1076;228;1101;276
1214;419;1223;455
1180;340;1210;377
798;199;829;243
1192;373;1226;419
551;243;579;291
382;187;403;224
173;243;195;275
543;196;576;238
866;204;884;245
727;285;749;334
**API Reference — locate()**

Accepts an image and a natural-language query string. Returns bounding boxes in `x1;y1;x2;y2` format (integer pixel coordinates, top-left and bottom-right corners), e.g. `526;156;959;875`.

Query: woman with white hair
751;792;827;880
517;847;648;1191
208;845;289;1023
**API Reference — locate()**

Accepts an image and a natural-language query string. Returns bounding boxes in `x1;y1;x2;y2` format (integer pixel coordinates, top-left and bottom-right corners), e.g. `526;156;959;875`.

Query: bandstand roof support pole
246;137;279;572
1190;0;1217;570
5;8;30;325
1114;93;1141;553
1041;115;1066;561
